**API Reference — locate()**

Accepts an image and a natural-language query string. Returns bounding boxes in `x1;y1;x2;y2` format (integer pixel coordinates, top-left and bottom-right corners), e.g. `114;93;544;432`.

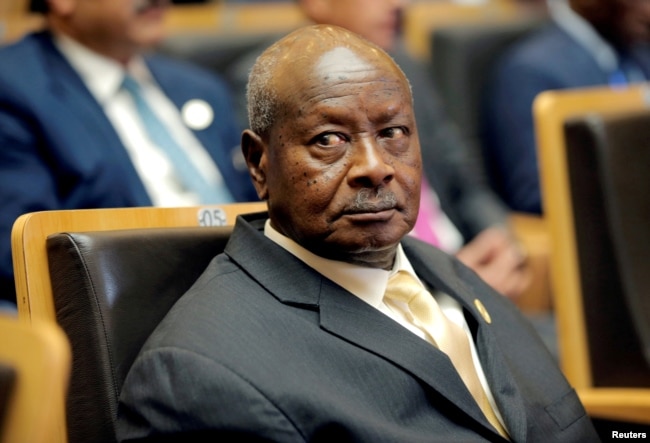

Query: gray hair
246;46;281;137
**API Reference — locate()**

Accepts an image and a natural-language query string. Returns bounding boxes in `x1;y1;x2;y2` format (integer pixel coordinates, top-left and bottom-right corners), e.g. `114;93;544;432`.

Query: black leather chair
46;226;233;443
563;109;650;387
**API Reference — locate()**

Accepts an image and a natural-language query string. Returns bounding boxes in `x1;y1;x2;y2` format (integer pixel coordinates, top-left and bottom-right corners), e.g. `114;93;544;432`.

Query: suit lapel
403;237;528;440
474;319;528;442
317;277;495;430
37;33;151;206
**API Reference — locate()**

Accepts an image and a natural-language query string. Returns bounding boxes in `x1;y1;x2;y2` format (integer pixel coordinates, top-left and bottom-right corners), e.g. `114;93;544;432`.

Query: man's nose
347;138;395;188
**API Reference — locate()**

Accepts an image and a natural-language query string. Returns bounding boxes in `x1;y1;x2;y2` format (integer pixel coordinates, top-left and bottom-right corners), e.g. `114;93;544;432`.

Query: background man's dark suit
484;23;650;214
117;212;598;442
0;31;258;304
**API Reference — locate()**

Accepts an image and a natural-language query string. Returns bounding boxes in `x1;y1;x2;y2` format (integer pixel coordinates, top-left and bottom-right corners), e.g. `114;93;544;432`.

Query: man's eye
381;127;408;139
315;133;346;147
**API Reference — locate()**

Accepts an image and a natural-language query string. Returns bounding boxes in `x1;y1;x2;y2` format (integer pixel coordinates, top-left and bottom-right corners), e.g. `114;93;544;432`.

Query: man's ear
241;129;269;200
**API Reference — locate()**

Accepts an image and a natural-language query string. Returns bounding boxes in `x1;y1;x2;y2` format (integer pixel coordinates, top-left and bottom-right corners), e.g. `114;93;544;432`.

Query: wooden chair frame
12;202;266;325
534;83;650;424
10;202;265;443
0;315;70;443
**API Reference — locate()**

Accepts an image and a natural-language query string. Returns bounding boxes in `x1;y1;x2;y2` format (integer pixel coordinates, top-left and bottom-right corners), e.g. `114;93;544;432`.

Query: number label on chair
197;207;227;227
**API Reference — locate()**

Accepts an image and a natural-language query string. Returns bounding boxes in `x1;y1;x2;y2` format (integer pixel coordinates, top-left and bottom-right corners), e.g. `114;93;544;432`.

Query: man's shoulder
500;23;581;68
0;32;50;84
0;31;45;57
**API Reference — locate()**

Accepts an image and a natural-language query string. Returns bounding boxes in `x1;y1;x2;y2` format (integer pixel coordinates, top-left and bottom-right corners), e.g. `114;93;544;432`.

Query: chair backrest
12;202;265;323
593;111;650;368
11;202;267;443
0;315;71;443
562;110;650;387
533;83;650;389
163;1;305;37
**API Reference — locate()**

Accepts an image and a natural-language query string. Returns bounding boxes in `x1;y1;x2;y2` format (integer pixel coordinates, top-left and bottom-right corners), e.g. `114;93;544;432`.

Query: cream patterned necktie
384;271;509;439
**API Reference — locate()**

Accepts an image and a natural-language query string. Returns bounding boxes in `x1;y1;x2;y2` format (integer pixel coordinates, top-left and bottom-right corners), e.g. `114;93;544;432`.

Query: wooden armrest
578;388;650;425
509;212;552;313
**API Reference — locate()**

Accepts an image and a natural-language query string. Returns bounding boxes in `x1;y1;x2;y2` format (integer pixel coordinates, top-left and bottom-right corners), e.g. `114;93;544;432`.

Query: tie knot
385;271;425;305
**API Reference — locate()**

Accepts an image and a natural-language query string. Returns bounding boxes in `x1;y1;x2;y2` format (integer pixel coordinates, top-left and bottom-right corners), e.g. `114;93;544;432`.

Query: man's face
253;47;421;268
306;0;409;50
51;0;169;62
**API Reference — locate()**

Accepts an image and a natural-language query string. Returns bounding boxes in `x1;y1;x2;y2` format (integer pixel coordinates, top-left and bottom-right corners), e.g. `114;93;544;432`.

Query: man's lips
340;188;399;220
343;202;397;215
341;208;397;223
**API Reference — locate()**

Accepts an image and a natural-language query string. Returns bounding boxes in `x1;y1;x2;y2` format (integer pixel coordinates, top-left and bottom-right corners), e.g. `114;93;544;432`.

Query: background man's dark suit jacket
117;212;598;442
483;23;650;214
0;31;258;304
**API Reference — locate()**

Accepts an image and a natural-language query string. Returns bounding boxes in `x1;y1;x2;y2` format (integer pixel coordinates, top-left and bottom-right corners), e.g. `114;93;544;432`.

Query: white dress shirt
54;33;229;207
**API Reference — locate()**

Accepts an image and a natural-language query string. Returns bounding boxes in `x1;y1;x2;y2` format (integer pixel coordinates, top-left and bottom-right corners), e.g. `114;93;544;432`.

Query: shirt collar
547;0;619;73
264;219;419;309
53;32;154;104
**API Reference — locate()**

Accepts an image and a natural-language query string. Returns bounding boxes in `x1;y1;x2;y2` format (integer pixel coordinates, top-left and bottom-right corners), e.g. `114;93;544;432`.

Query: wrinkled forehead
277;44;409;100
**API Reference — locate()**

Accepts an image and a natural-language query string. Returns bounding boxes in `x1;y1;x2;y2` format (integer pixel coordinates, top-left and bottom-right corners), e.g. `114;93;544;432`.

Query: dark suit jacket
483;23;650;214
0;31;258;303
117;213;598;442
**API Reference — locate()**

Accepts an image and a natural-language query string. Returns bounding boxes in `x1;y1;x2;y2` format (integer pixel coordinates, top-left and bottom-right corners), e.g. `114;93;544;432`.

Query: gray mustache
348;188;397;213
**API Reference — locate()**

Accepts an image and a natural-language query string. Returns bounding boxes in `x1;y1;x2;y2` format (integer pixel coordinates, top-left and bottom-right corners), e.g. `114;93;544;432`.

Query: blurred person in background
227;0;531;301
484;0;650;214
0;0;257;310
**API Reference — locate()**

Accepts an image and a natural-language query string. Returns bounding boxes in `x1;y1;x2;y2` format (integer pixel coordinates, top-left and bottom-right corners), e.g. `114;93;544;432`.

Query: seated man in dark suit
117;24;598;442
224;0;531;301
484;0;650;214
0;0;258;308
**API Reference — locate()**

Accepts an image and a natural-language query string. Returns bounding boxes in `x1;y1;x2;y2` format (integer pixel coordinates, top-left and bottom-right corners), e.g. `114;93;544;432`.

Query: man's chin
314;230;404;265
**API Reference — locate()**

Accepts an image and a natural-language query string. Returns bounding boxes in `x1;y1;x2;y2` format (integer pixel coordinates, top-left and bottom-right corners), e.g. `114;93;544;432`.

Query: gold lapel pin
474;299;492;324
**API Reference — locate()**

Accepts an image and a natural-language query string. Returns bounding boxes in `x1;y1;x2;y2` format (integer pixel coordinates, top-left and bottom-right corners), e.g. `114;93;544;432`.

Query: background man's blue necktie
122;75;234;204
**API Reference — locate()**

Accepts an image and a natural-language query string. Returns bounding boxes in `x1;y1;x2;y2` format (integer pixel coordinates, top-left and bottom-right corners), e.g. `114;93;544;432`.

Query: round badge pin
182;99;214;130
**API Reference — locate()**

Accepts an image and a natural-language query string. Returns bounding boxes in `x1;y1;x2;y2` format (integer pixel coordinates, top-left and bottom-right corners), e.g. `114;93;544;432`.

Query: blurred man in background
0;0;257;309
484;0;650;214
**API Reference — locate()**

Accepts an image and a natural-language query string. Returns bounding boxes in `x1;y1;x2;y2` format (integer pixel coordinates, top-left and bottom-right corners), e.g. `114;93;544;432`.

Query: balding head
241;24;420;268
246;24;411;137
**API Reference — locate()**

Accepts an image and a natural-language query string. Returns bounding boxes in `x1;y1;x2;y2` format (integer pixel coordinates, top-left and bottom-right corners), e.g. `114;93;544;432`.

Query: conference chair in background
429;15;547;185
426;11;553;315
11;202;267;443
402;0;545;61
534;84;650;424
0;314;71;443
